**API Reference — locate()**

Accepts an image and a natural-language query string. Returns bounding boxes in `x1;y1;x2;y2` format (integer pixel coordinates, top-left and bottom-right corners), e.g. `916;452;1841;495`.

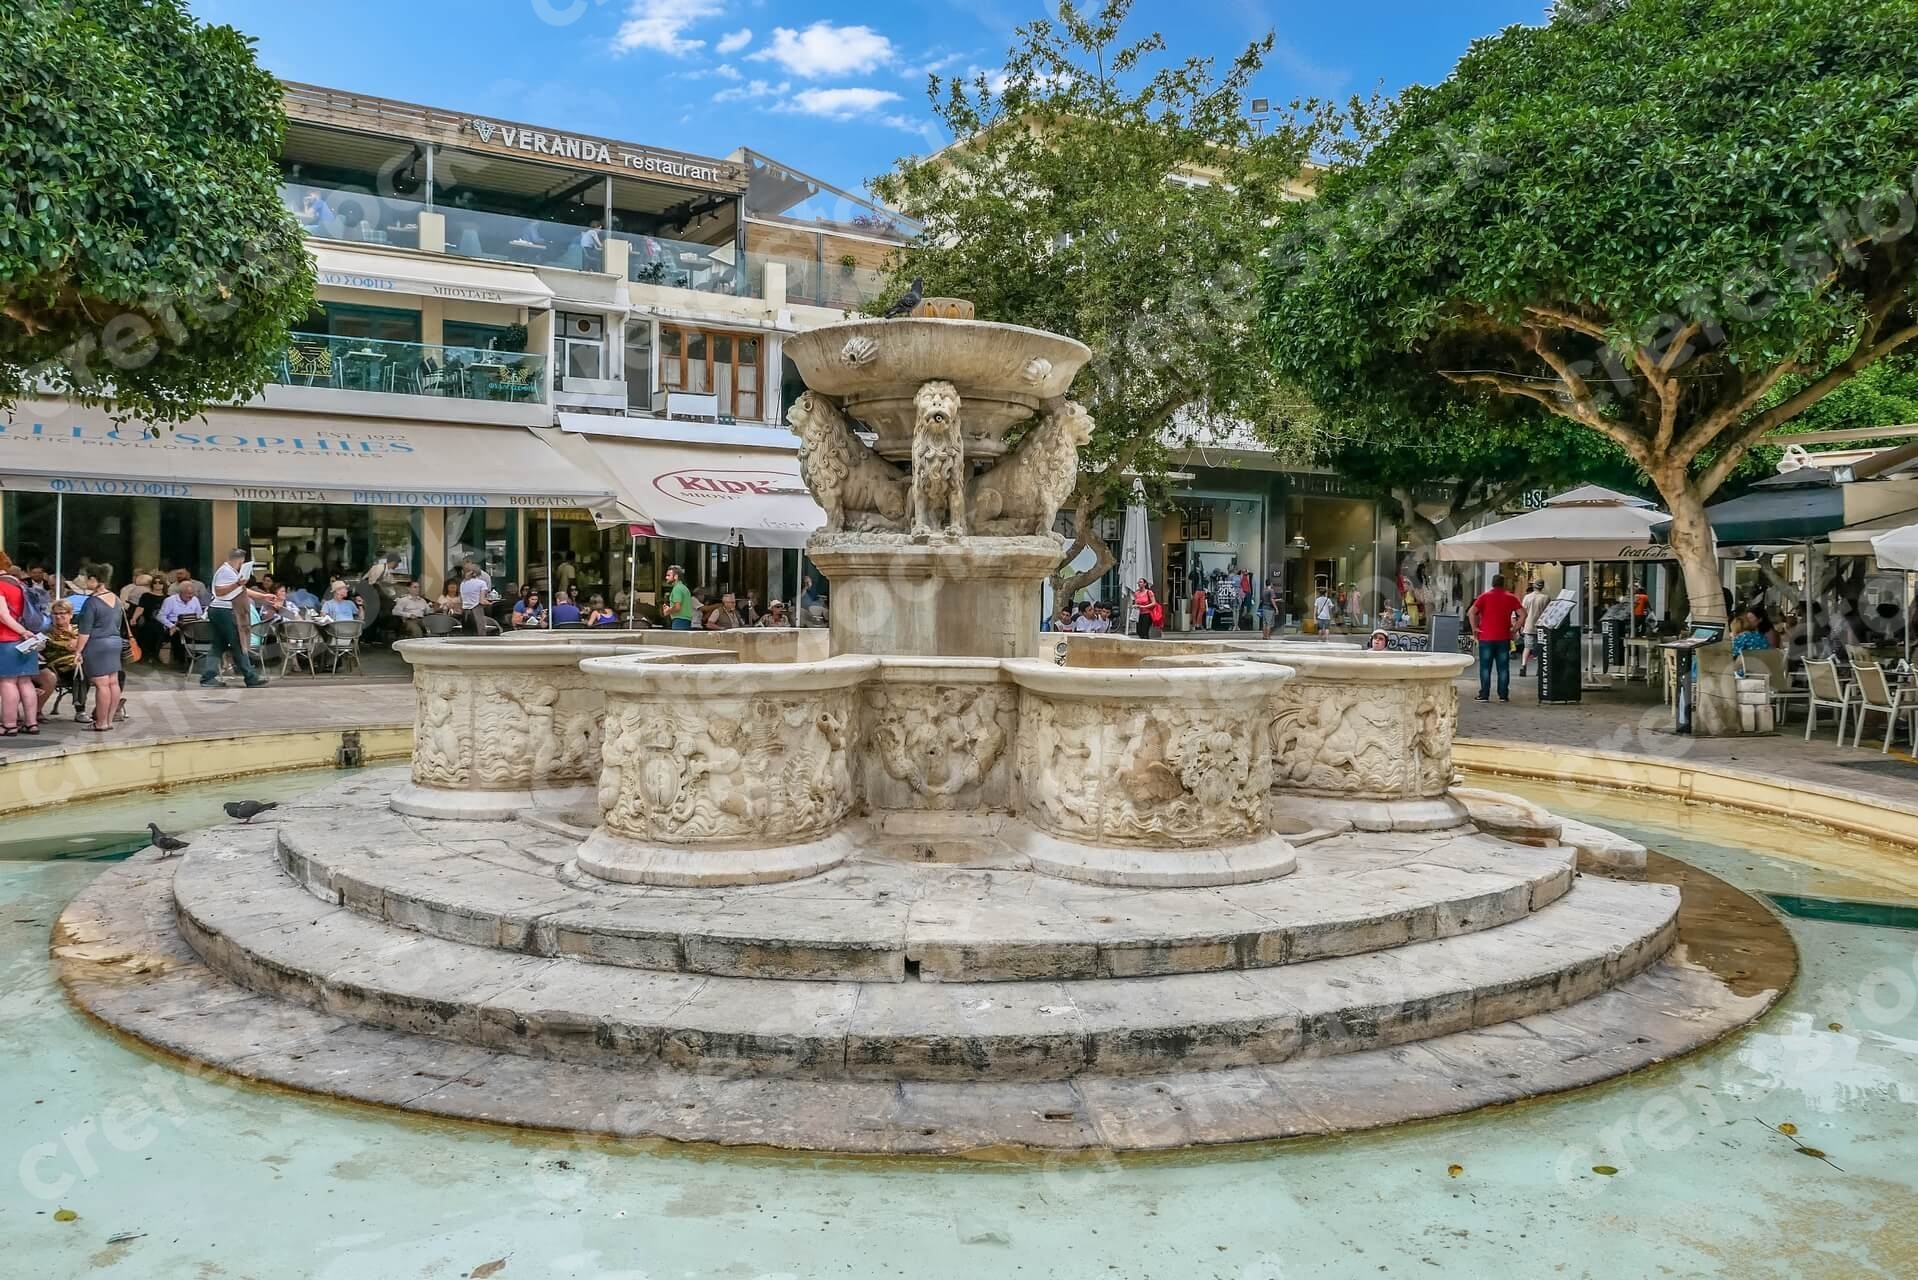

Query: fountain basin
391;637;716;821
783;317;1091;461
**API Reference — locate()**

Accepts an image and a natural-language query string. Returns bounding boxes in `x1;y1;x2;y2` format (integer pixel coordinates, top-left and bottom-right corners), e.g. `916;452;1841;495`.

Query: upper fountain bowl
783;317;1092;461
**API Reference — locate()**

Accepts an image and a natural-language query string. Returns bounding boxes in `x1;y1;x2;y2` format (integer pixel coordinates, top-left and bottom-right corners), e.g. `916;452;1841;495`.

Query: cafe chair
421;612;458;637
1740;648;1806;725
179;619;216;679
1802;657;1856;744
276;619;322;677
324;619;364;675
286;342;333;387
1851;661;1915;753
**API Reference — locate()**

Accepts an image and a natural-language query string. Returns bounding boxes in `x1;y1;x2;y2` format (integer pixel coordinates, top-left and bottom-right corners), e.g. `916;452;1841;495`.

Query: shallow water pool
4;772;1916;1279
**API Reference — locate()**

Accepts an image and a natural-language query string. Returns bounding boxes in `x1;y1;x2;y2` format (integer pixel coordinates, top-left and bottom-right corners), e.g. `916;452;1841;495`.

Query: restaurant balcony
618;232;740;295
284;181;430;249
253;332;551;428
744;252;889;312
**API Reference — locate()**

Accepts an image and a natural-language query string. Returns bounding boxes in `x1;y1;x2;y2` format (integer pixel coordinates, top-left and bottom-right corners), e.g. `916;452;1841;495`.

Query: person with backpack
0;549;46;736
1132;578;1160;639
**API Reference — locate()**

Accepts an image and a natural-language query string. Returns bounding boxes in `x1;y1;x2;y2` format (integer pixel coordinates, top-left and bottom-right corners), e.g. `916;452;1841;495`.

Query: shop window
557;312;604;381
309;303;422;345
624;321;654;412
658;324;762;422
442;320;516;358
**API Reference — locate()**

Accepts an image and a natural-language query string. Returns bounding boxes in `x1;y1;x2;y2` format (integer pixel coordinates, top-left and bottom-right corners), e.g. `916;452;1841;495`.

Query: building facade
0;83;915;618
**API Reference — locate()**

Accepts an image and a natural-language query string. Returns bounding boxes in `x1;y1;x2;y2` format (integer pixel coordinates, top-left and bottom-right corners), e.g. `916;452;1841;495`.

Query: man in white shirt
459;567;489;636
1313;588;1336;634
156;581;204;667
204;549;275;688
1519;579;1551;676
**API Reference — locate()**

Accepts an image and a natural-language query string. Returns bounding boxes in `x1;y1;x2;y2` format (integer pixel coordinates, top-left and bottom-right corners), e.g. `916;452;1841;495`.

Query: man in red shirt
1468;574;1524;702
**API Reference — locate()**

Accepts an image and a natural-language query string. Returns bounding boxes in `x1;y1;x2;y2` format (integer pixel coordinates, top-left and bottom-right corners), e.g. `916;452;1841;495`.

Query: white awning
1436;485;1675;563
311;243;554;309
0;400;617;511
544;425;824;548
1831;508;1918;559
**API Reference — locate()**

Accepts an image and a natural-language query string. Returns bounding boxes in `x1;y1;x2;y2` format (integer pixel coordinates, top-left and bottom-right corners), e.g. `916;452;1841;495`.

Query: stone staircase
162;770;1685;1088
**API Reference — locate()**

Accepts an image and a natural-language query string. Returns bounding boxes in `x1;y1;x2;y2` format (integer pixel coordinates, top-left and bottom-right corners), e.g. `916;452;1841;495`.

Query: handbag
121;609;142;664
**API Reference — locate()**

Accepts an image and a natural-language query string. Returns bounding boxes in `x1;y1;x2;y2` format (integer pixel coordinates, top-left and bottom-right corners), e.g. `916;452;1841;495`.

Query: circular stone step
171;824;1679;1083
272;771;1578;983
57;843;1787;1154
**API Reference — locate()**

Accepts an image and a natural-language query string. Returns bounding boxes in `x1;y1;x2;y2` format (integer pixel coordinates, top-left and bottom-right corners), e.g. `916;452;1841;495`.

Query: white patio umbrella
1434;485;1673;564
1117;480;1153;633
1871;522;1918;664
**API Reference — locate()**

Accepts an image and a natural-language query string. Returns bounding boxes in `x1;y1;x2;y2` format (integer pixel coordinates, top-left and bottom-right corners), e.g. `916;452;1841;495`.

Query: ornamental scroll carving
1268;678;1456;799
410;666;604;792
1016;693;1271;846
863;683;1013;811
597;691;857;844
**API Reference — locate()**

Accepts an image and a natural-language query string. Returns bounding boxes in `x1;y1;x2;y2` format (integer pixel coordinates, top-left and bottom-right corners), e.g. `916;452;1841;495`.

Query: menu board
1539;591;1580;631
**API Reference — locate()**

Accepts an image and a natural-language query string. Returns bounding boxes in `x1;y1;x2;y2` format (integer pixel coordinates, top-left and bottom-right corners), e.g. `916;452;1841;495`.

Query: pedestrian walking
203;549;272;689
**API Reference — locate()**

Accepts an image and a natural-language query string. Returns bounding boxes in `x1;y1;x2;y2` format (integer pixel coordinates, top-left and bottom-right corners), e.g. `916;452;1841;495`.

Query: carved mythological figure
909;380;967;540
1018;695;1270;845
1268;679;1457;799
866;685;1010;808
413;674;467;788
596;692;857;843
967;400;1094;537
788;390;910;533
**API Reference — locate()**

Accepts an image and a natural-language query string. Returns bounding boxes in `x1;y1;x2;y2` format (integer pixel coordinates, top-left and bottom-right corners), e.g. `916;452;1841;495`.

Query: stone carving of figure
414;676;466;787
788;390;910;533
967;400;1094;537
909;379;967;541
869;685;1009;808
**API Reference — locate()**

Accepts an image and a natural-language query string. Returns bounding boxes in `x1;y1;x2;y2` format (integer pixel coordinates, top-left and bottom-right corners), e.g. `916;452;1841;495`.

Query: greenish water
4;774;1916;1279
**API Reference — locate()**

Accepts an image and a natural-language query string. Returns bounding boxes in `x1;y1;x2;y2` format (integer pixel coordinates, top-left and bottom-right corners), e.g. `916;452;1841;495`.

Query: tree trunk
1656;472;1726;625
1054;522;1116;601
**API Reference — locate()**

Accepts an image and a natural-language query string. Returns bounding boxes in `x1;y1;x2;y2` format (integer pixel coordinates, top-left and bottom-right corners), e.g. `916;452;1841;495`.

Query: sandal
1;728;16;737
21;725;39;735
87;725;114;733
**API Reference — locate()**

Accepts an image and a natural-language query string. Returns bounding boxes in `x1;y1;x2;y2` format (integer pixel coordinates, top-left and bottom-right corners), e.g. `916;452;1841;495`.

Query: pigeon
147;823;190;857
883;277;924;319
223;800;279;824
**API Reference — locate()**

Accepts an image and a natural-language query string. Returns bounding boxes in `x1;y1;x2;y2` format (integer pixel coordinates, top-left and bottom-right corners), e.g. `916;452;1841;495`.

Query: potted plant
498;323;528;354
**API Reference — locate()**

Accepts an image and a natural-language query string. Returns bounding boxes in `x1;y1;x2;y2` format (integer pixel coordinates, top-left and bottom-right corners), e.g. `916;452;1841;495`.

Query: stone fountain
55;306;1783;1154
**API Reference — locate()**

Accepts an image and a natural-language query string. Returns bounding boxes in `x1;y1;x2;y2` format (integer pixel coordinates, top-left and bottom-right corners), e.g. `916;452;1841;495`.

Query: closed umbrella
1117;480;1152;632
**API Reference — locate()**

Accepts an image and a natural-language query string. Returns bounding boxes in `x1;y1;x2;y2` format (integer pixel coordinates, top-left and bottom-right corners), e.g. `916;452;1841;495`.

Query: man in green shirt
662;564;695;630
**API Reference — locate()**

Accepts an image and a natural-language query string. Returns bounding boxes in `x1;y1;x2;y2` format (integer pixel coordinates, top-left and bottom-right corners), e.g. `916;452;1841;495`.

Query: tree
872;0;1322;596
1264;0;1918;622
1;0;314;423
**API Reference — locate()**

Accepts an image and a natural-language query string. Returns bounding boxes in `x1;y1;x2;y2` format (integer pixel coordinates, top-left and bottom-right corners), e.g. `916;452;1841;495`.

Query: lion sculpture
787;390;910;533
909;380;967;540
966;400;1095;537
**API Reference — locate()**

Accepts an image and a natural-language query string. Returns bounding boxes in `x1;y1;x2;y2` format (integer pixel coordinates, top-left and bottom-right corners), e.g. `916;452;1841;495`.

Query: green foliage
1264;0;1918;616
0;0;314;423
873;0;1324;578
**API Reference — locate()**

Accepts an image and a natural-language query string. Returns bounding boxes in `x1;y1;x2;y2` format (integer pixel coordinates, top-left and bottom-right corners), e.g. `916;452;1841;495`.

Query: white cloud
712;63;742;80
612;0;723;57
715;27;753;55
751;22;893;78
900;50;967;80
714;78;787;104
781;86;902;121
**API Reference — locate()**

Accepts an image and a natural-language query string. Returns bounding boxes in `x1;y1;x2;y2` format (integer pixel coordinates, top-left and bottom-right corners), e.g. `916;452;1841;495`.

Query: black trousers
203;607;259;684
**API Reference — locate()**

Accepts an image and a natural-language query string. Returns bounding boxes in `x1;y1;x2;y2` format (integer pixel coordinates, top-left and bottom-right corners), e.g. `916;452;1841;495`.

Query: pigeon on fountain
223;800;278;823
883;277;924;319
147;823;190;857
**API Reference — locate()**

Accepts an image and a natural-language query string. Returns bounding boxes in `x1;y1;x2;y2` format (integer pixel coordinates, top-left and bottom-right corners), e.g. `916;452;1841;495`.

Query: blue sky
189;0;1552;196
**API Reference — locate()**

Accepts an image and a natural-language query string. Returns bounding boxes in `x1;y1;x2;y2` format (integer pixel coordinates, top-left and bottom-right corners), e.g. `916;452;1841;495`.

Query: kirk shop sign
466;119;728;185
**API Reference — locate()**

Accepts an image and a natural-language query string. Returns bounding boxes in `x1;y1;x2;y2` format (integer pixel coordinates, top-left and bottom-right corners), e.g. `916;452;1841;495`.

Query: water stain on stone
1642;851;1799;998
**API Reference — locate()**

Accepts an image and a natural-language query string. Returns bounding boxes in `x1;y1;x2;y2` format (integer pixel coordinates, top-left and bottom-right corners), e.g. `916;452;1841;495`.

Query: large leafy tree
1265;0;1918;622
1;0;313;423
873;0;1323;593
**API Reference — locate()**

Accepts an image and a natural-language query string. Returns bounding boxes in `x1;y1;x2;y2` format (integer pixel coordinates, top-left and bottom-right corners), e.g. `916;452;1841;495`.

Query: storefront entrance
3;492;211;585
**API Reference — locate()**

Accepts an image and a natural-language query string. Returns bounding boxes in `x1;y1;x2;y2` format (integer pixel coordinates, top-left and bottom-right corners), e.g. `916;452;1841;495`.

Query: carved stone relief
861;682;1015;811
1268;678;1457;799
1016;692;1272;846
597;689;858;844
410;665;604;792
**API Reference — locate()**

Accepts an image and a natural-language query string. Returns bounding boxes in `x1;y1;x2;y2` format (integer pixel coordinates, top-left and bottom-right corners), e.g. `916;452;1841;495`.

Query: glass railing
442;207;610;271
744;252;890;311
617;232;742;295
282;182;430;250
269;333;547;403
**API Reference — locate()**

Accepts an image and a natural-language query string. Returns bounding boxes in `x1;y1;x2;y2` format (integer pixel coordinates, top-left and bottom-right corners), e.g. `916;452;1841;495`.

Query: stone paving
1453;670;1918;808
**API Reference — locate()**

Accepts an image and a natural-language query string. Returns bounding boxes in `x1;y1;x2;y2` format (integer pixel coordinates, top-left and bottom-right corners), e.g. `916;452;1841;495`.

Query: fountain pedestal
806;534;1063;661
